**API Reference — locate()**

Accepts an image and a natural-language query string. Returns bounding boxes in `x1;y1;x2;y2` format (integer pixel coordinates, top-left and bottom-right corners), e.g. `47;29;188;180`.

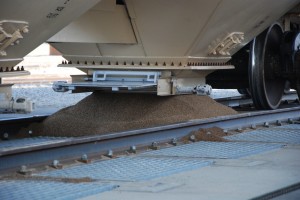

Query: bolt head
52;160;60;167
129;146;137;153
276;120;282;126
3;133;9;139
152;142;158;147
130;146;136;151
81;154;88;161
0;51;7;56
107;150;113;157
264;122;269;127
22;27;29;33
150;142;160;150
171;138;178;145
189;135;196;142
20;165;27;172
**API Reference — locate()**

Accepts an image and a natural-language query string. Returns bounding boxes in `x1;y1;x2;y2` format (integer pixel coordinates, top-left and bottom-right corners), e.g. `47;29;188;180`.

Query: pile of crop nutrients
22;92;237;137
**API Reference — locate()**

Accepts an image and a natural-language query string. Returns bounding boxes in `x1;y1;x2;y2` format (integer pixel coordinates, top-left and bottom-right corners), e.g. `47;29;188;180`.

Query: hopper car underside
1;0;300;109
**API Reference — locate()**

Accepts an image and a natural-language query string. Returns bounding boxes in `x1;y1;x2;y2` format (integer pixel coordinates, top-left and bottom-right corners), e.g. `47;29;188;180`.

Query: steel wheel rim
249;24;285;109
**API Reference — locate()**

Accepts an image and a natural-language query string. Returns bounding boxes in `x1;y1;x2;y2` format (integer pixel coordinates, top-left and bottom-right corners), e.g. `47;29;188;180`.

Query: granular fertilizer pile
24;92;237;137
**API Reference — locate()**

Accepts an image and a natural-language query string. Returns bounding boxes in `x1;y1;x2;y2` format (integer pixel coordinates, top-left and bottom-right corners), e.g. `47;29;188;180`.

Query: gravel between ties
22;92;237;137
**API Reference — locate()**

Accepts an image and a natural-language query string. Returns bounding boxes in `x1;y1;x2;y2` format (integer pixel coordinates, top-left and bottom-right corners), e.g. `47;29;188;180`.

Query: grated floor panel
0;180;117;200
225;124;300;144
141;141;283;159
273;124;300;130
40;157;213;181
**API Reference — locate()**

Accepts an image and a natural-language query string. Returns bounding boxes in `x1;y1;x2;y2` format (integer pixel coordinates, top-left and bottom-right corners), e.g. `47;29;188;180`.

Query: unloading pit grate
273;124;300;130
225;124;300;144
39;141;282;182
141;141;283;159
39;157;213;181
0;180;117;200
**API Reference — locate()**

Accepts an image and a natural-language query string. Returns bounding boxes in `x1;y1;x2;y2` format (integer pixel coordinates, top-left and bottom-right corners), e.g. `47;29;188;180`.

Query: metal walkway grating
0;180;117;200
225;124;300;144
40;157;213;181
273;124;300;130
141;141;283;159
0;137;72;151
39;141;282;182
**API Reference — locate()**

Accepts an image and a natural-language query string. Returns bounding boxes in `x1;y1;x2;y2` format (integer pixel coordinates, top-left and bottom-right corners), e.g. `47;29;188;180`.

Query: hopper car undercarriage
0;0;300;109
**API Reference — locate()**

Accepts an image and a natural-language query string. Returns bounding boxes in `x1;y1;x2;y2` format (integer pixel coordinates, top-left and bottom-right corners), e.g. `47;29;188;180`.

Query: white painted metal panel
0;0;101;68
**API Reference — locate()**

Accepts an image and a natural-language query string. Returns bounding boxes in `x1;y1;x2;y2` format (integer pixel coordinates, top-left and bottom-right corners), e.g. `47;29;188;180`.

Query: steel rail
250;182;300;200
216;91;298;107
0;106;300;172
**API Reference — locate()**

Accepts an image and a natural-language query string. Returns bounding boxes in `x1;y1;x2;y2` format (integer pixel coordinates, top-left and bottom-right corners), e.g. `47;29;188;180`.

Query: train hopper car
1;0;300;109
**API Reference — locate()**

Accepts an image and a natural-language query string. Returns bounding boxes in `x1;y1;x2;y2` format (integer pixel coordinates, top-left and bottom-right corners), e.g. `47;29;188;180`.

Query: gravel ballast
22;92;237;137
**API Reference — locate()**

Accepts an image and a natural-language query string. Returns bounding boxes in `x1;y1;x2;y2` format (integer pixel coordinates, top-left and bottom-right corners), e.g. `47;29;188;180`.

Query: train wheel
283;81;291;94
296;46;300;101
281;31;300;101
297;80;300;101
249;24;285;109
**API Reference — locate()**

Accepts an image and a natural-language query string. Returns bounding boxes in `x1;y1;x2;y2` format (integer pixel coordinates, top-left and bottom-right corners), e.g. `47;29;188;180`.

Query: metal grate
273;124;300;130
225;124;300;144
0;180;117;200
141;141;283;159
39;141;282;182
40;157;212;181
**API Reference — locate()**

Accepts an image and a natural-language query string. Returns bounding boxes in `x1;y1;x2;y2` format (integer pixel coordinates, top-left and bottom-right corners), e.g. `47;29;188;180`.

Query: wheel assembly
297;79;300;100
281;31;300;101
249;23;285;109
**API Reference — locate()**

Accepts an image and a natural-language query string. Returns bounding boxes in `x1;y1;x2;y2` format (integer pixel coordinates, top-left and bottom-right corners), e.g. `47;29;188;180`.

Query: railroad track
1;106;300;172
216;91;299;108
